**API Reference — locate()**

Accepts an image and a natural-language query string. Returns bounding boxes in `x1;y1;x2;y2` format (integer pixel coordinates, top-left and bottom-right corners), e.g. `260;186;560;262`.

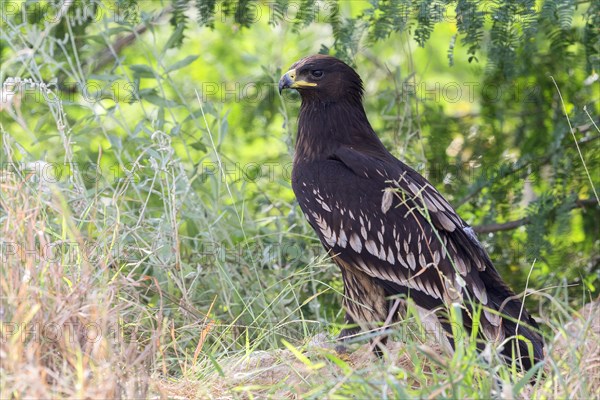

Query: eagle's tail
479;272;545;372
499;314;544;372
377;277;544;371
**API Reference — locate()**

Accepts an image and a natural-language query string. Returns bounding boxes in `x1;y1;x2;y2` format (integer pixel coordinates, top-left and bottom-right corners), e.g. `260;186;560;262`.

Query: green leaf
129;64;156;79
143;94;179;108
191;140;207;152
165;55;199;73
163;24;185;52
183;109;206;122
88;74;123;82
137;88;157;97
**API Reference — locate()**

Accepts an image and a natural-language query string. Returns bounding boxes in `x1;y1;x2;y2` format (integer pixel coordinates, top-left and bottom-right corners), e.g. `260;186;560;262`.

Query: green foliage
183;0;599;78
455;0;484;63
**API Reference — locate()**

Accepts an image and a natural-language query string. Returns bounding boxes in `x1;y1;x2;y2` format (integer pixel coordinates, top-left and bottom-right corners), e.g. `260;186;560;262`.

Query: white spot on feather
417;279;432;296
455;257;468;275
419;254;427;268
397;254;409;269
472;284;488;304
406;253;416;270
311;212;336;247
433;251;441;265
360;226;367;240
381;188;394;214
408;181;421;196
428;191;448;212
482;322;504;342
365;240;379;257
423;194;438;212
436;212;456;231
349;233;362;253
329;231;337;246
337;229;348;248
430;282;442;299
484;309;501;327
387;247;395;264
356;257;369;270
378;245;387;261
474;257;486;271
381;267;394;281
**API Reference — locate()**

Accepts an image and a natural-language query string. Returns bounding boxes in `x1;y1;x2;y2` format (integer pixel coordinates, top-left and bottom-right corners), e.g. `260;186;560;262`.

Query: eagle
278;54;544;371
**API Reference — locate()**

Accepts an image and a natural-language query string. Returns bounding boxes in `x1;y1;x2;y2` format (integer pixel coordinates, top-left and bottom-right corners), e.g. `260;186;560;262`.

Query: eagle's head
278;55;364;104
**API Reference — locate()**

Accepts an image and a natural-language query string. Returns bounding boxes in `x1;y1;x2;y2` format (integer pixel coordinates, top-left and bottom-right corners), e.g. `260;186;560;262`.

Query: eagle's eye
311;70;324;78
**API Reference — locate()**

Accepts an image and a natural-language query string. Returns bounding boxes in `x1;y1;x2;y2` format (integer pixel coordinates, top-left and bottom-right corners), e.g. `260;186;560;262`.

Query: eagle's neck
294;99;388;163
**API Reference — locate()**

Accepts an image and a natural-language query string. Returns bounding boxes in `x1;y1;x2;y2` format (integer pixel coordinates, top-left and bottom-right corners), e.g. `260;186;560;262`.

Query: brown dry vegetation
155;307;600;399
0;169;157;398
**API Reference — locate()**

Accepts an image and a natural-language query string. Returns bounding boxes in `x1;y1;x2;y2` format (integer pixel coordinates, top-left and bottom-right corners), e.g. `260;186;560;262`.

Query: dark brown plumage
279;54;544;371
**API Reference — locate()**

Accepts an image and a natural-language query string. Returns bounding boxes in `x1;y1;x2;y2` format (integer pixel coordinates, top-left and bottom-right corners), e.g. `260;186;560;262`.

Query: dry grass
541;300;600;398
0;168;158;398
154;305;600;399
155;335;446;399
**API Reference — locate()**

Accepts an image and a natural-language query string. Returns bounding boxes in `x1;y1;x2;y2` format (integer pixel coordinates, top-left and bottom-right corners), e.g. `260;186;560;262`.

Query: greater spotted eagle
278;54;544;371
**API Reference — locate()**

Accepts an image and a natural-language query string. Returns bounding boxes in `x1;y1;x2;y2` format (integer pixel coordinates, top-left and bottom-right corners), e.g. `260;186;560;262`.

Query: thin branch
92;6;173;73
472;198;598;234
59;6;173;93
89;24;148;72
473;217;530;234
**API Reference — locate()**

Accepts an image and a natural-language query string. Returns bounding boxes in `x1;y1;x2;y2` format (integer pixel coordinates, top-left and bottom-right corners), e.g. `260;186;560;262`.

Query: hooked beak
278;68;317;94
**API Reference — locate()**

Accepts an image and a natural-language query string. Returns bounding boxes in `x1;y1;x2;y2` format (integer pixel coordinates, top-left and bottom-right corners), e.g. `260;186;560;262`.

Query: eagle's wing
331;146;534;324
334;146;492;272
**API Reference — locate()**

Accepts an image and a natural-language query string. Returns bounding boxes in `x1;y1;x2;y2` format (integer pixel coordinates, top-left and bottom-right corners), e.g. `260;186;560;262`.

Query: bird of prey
278;54;544;371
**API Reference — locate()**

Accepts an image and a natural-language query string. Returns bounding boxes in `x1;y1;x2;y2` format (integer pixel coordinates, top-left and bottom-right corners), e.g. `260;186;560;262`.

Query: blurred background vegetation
0;0;598;397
